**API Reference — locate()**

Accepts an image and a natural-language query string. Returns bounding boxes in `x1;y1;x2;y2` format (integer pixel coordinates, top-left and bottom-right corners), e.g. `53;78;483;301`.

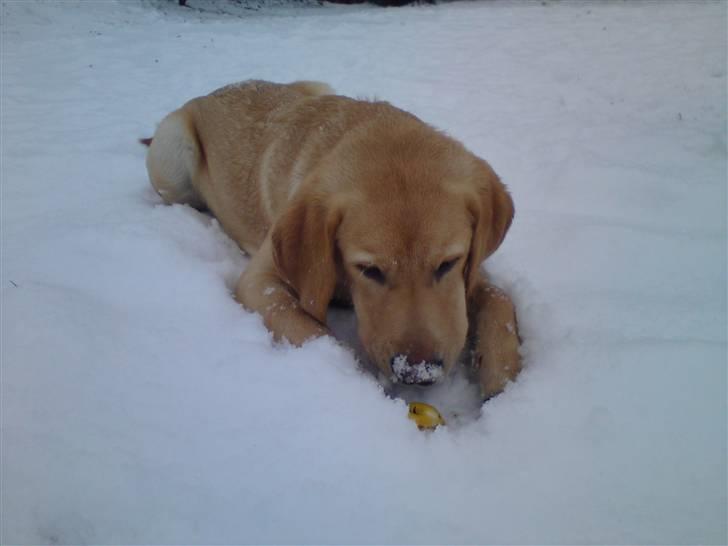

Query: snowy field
1;0;726;543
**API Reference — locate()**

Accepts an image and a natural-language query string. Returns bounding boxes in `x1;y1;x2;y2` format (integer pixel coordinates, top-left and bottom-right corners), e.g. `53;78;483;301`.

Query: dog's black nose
390;354;444;385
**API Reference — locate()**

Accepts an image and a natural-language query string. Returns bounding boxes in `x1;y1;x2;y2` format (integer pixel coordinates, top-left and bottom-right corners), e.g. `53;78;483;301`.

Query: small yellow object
407;402;445;430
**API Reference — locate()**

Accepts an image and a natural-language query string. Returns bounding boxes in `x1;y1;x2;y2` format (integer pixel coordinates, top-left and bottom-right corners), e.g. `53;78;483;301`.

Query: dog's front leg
468;275;522;400
235;240;330;345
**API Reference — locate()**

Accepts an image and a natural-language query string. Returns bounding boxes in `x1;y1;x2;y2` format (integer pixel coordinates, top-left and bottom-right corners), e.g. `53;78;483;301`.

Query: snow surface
2;0;726;543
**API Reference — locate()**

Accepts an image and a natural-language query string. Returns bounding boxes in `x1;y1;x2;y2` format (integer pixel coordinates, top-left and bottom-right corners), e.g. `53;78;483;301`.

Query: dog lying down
142;80;521;400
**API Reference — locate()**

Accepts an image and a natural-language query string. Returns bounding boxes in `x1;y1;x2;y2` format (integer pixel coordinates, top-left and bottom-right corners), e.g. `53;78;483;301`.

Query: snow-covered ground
2;0;726;543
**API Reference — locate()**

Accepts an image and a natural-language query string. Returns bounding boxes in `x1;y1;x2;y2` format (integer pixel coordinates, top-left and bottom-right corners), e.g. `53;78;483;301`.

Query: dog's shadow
327;306;485;428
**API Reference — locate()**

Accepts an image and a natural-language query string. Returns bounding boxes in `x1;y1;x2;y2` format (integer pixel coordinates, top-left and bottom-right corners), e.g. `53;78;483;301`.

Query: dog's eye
434;258;459;281
357;264;386;285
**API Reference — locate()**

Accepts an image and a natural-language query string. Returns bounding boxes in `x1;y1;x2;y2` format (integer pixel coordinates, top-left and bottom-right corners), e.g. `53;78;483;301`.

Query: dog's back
146;80;414;254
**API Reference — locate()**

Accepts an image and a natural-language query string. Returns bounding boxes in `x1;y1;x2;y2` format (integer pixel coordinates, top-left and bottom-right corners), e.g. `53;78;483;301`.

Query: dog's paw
472;309;522;400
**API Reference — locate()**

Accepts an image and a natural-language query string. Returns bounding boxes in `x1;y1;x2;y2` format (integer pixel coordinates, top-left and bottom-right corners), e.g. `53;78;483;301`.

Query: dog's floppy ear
465;163;514;295
271;191;341;325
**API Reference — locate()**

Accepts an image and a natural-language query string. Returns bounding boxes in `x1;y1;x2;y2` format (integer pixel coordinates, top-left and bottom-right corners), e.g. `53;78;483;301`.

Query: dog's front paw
471;289;522;400
473;339;521;401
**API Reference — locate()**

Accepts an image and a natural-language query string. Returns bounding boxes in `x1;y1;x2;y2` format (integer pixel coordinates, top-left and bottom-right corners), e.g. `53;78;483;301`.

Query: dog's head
272;125;513;385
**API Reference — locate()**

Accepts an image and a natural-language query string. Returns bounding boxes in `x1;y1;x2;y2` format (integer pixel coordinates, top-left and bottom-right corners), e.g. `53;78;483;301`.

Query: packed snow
1;0;726;543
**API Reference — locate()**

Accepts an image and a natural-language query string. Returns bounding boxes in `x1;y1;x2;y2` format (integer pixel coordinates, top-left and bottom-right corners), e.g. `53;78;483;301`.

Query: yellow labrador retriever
143;80;520;399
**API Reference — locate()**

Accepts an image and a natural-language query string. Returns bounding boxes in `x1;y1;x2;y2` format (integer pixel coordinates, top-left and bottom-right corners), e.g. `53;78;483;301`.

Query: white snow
1;0;726;544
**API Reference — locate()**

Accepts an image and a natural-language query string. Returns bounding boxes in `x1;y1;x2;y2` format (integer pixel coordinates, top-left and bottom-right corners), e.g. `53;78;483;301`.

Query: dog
142;80;521;399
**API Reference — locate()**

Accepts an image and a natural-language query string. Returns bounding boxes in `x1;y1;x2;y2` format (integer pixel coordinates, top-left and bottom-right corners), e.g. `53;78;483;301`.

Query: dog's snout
390;353;444;385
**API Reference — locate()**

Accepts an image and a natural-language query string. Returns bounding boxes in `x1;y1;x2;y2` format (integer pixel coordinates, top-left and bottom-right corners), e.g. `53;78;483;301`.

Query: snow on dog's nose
390;354;444;385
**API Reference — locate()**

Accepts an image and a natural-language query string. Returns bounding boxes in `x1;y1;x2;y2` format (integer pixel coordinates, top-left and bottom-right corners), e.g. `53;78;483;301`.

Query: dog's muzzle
390;354;444;385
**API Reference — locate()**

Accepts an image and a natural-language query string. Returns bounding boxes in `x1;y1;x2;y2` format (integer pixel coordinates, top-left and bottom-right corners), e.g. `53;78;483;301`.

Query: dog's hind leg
144;111;205;209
